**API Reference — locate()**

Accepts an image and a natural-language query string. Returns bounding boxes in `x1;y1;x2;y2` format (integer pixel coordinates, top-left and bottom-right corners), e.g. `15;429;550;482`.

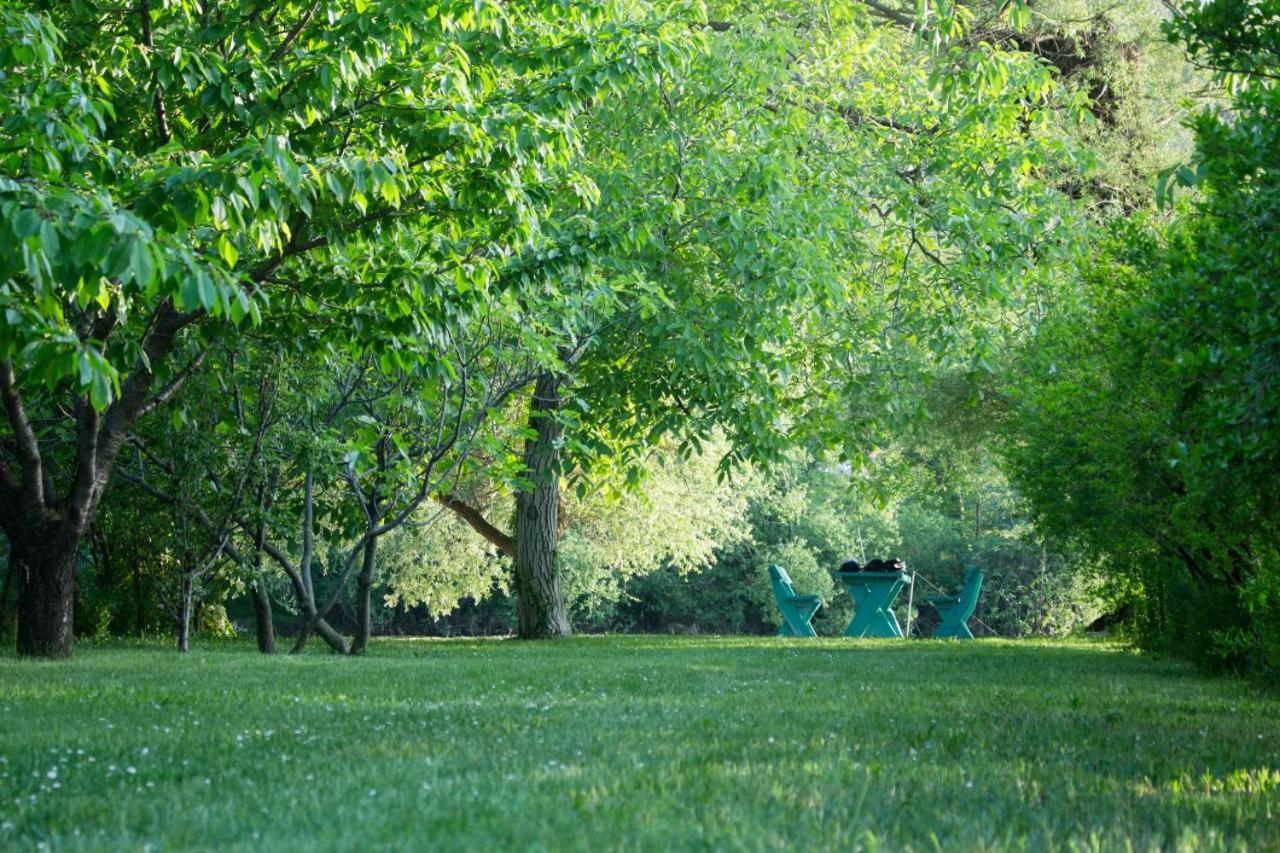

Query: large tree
0;0;681;657
440;0;1084;637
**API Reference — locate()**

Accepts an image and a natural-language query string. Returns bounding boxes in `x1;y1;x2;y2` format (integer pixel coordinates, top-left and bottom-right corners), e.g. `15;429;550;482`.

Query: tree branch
863;1;916;28
270;2;319;62
137;349;209;420
435;494;515;558
139;0;172;146
77;301;203;528
0;361;44;509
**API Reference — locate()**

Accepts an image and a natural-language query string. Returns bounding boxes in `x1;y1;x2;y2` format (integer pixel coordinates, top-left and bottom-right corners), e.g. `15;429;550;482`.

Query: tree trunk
513;372;570;639
13;531;78;659
250;579;276;654
277;557;349;655
350;537;377;655
0;554;13;638
133;562;146;637
291;611;349;655
177;574;192;653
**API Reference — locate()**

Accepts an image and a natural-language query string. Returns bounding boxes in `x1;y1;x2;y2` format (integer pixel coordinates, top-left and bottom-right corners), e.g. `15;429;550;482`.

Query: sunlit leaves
0;0;685;414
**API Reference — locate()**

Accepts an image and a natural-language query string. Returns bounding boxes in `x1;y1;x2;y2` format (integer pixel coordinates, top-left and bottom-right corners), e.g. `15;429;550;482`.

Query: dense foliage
1002;1;1280;679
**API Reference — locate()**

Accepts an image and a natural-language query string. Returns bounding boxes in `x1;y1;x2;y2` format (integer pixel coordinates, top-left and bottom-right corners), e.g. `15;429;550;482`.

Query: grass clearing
1;637;1277;850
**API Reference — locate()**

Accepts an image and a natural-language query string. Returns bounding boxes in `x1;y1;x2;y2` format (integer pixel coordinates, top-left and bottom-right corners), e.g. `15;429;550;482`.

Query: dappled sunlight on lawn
0;637;1276;849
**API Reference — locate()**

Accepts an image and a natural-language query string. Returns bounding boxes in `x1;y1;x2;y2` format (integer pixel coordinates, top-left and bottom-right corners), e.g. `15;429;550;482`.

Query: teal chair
768;565;820;638
926;567;984;639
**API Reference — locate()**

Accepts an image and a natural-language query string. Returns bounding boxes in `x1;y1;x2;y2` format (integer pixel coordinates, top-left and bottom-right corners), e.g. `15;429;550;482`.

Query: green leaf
130;240;154;287
218;234;239;269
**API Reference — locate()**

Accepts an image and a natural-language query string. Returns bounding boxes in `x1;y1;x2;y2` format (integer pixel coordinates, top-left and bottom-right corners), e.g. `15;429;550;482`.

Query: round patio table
833;570;912;638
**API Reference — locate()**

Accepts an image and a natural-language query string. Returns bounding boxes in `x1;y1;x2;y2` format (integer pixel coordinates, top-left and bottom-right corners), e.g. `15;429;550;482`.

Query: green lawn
1;637;1277;850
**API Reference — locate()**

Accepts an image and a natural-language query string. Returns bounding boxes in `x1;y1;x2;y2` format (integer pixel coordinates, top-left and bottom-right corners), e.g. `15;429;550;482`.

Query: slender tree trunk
291;609;349;654
133;562;146;637
250;579;276;654
287;577;349;655
513;372;570;639
351;537;378;655
248;524;276;653
13;530;78;659
0;553;14;638
177;573;192;653
279;566;348;655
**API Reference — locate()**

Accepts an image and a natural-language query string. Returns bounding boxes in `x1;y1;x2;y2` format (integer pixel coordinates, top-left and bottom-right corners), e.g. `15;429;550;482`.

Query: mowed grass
1;637;1277;851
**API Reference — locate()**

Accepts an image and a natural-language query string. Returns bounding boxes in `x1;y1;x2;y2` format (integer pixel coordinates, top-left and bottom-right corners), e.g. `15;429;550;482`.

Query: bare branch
0;361;44;508
68;393;99;518
137;349;209;420
79;300;203;526
139;0;172;146
436;494;515;558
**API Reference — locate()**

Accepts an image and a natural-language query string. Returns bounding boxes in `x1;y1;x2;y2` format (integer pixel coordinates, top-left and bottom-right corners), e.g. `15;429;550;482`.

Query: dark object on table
862;557;906;574
838;559;861;573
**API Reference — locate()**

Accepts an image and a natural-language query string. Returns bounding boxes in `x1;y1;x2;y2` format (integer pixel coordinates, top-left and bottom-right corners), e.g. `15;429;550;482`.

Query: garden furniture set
769;563;984;639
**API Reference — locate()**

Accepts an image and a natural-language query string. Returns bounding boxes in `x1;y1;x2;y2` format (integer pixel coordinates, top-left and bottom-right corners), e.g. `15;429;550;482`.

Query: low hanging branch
435;494;515;558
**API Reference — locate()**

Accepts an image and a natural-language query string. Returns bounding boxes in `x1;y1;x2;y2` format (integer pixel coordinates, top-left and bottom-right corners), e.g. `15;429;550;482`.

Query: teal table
833;571;911;638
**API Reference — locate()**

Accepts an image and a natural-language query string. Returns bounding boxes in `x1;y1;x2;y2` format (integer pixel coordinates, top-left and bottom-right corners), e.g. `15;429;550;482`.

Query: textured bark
350;537;378;655
3;301;202;657
250;580;276;654
513;372;570;639
12;530;77;659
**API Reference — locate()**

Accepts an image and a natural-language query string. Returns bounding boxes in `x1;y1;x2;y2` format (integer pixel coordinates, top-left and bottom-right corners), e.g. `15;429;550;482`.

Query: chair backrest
955;567;984;616
768;565;796;601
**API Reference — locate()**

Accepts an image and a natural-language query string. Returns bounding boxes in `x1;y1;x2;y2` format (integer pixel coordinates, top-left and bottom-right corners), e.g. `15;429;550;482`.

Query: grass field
1;637;1277;851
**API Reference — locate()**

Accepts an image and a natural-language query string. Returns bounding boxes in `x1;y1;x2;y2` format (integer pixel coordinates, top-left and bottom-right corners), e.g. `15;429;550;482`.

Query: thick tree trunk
13;532;78;659
2;302;201;658
350;537;377;655
177;574;192;653
250;579;276;654
513;372;570;639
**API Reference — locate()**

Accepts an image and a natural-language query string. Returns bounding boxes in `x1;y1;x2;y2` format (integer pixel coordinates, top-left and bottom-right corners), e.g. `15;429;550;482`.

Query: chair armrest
925;595;959;606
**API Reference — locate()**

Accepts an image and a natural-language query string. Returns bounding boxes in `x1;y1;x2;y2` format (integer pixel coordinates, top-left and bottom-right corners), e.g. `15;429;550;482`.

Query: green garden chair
768;565;820;638
926;567;984;639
